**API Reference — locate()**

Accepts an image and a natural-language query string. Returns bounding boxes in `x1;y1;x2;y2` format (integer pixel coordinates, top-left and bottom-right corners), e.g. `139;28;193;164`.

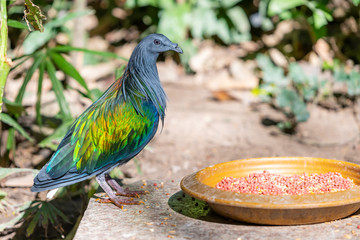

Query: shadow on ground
168;191;249;225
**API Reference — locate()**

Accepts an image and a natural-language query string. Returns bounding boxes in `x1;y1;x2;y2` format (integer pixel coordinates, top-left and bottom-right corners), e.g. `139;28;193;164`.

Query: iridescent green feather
46;79;159;178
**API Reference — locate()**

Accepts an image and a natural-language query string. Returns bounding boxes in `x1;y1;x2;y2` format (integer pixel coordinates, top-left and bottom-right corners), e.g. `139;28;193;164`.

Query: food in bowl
215;170;355;195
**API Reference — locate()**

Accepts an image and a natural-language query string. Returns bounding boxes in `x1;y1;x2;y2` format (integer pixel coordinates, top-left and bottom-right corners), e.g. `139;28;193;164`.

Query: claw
96;197;143;208
96;173;147;209
115;188;148;198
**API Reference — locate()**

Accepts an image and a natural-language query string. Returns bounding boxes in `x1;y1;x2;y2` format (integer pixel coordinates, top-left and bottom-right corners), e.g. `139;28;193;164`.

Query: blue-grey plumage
31;34;183;208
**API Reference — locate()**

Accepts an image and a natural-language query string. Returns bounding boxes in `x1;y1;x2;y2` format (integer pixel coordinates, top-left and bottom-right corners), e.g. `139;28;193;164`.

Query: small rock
263;20;298;47
2;172;34;188
112;8;127;19
314;39;333;62
56;33;69;45
230;60;259;89
84;14;99;31
308;51;322;66
269;48;287;67
87;36;109;52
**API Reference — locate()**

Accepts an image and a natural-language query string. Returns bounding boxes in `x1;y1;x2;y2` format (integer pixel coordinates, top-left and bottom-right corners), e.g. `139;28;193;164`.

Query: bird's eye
154;39;161;45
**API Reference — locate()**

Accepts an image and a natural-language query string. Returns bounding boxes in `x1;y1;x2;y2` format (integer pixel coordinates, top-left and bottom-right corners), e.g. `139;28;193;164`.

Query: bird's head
140;33;183;55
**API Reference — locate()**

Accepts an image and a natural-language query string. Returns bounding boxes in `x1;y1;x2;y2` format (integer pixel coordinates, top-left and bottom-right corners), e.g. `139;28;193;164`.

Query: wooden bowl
180;157;360;225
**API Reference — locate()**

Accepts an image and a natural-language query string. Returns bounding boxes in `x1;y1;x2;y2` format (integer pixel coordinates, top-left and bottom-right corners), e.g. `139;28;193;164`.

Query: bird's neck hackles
120;43;167;119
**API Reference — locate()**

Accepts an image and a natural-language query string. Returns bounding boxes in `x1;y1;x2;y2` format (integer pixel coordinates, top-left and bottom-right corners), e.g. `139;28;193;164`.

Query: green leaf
229;28;251;43
23;27;55;55
10;55;32;71
36;61;45;125
277;121;294;132
15;52;44;104
158;2;190;40
278;10;293;20
348;70;360;96
268;0;307;16
24;0;47;32
26;209;41;237
252;87;270;97
334;67;348;82
7;19;28;29
289;63;305;84
22;201;68;237
256;54;287;86
0;113;33;141
51;46;127;61
49;51;90;92
125;0;162;8
312;9;329;29
216;18;232;44
190;7;218;39
46;59;72;120
227;6;250;34
353;0;360;6
41;204;49;228
276;89;309;122
220;0;243;8
46;203;57;225
49;202;70;223
6;128;16;153
3;98;24;116
0;191;6;199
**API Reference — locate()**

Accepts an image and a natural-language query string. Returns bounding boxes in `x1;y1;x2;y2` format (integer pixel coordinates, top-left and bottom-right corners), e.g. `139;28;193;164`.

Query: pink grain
215;170;355;195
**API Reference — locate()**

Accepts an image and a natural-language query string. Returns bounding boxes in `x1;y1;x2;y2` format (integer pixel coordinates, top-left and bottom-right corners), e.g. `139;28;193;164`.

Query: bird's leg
96;173;141;208
105;173;147;198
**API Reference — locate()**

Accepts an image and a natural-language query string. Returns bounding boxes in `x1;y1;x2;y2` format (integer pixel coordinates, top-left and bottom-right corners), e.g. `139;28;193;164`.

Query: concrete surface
74;180;360;240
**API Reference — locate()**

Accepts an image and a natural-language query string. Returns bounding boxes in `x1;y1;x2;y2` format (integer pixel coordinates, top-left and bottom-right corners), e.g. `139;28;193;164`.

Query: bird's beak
173;44;183;54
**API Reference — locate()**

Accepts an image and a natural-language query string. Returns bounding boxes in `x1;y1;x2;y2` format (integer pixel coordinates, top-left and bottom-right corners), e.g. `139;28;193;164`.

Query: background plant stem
0;0;12;120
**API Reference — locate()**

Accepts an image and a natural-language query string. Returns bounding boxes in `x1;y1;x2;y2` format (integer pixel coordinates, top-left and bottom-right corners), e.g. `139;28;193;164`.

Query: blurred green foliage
254;54;313;132
267;0;333;39
255;53;360;133
23;200;70;237
126;0;250;67
333;65;360;97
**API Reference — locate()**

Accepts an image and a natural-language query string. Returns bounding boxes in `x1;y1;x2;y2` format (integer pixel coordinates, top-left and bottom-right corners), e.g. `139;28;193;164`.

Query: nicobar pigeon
31;34;183;208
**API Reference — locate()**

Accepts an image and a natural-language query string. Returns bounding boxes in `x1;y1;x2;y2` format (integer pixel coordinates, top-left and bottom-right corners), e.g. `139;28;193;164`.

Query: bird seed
215;170;355;195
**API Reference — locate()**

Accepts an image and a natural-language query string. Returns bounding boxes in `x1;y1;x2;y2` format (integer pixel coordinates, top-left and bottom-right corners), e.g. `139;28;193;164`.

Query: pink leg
96;173;142;208
105;174;147;198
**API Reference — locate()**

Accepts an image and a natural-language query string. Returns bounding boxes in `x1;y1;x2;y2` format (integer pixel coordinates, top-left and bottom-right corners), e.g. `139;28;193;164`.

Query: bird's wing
45;79;159;179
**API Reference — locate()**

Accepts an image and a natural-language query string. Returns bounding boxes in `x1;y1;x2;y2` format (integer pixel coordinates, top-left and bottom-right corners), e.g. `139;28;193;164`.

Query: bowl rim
180;157;360;209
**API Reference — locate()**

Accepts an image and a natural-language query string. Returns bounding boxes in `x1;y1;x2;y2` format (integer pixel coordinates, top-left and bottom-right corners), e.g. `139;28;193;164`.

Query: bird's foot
96;197;144;208
115;188;149;198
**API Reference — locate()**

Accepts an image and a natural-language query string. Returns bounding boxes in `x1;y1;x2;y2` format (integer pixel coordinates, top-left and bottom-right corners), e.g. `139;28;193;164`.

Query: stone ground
74;82;360;240
74;180;360;240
